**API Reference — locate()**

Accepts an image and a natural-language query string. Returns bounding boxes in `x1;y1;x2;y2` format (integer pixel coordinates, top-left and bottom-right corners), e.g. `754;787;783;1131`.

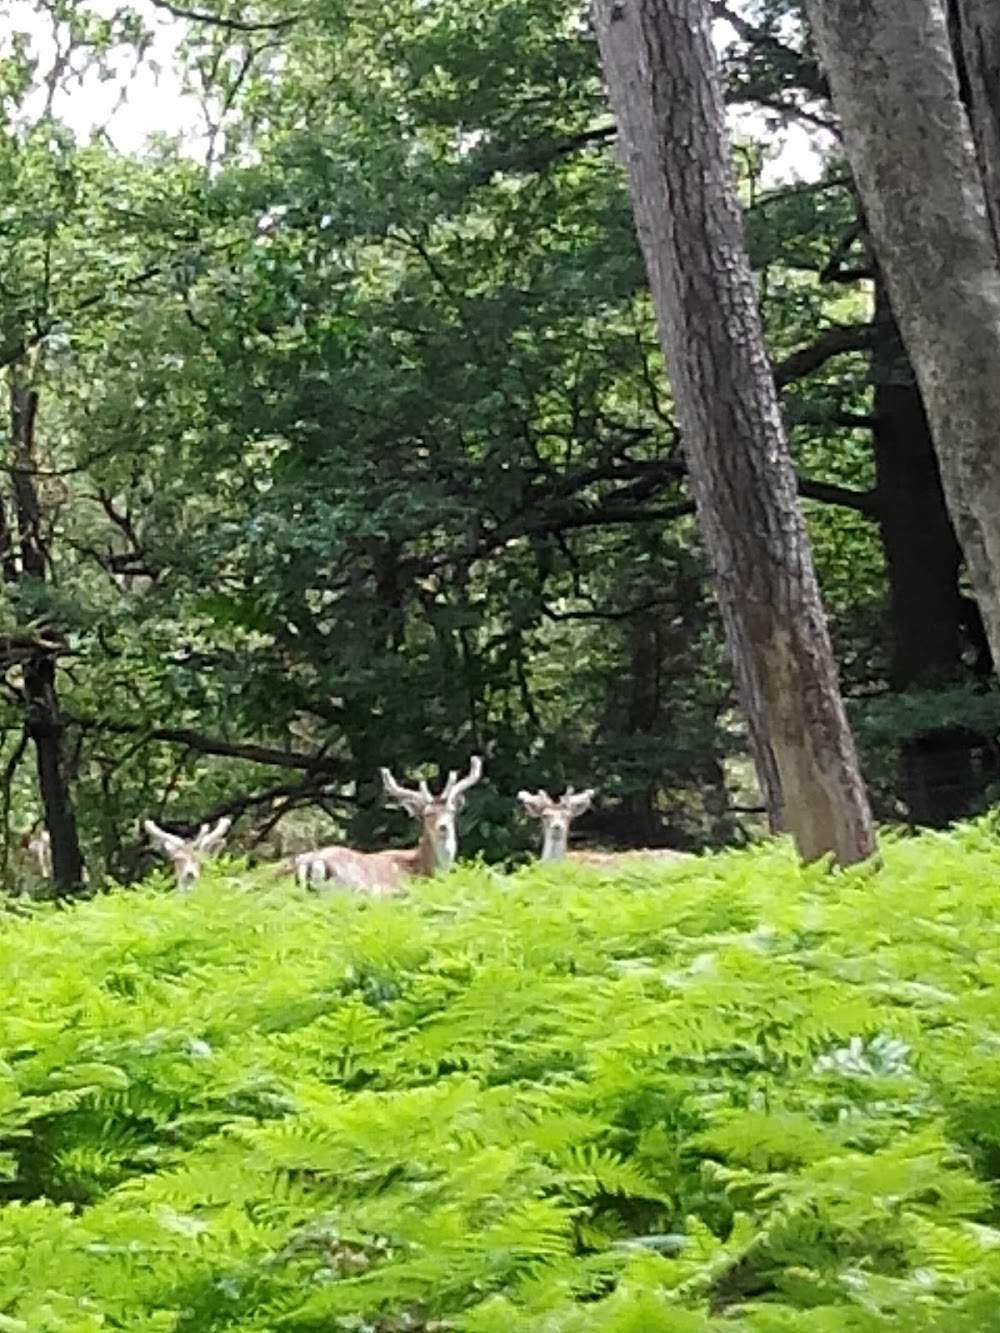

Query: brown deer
144;815;233;889
518;786;691;866
289;755;484;896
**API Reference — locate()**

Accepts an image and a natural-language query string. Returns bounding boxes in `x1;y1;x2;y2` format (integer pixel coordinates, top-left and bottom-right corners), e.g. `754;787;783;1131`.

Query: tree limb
145;0;301;31
710;0;829;100
797;476;879;516
773;324;878;385
469;124;617;182
0;263;163;371
68;714;342;775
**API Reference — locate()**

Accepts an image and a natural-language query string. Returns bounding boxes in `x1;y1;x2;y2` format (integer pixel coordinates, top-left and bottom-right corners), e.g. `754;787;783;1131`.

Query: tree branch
146;0;301;31
69;714;342;775
797;476;879;516
749;172;852;211
773;324;877;386
0;263;163;370
710;0;829;100
469;124;617;182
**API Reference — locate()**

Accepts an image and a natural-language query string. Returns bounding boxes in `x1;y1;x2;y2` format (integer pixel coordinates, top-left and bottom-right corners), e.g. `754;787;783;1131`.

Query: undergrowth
4;823;1000;1329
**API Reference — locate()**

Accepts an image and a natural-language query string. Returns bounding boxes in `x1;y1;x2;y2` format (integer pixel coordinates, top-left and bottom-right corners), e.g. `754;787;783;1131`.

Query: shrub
2;825;1000;1329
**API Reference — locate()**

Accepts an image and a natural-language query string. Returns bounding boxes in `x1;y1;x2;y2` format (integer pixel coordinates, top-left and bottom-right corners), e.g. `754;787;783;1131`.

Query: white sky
0;0;828;183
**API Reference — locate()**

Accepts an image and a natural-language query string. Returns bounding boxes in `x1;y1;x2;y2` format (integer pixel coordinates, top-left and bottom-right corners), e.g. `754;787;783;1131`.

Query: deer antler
517;789;552;816
192;816;232;854
380;767;436;817
441;754;484;806
143;819;188;857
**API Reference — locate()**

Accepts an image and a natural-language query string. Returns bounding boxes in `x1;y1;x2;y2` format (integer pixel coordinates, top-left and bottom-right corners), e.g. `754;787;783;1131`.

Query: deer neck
540;822;570;861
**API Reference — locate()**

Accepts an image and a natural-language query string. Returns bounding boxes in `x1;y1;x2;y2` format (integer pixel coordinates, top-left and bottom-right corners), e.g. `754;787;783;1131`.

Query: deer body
518;787;691;866
23;827;53;880
14;826;92;891
291;755;483;895
144;816;232;889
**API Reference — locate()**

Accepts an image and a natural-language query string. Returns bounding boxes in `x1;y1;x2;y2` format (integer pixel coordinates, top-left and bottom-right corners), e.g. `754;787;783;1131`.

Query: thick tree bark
9;365;86;894
950;0;1000;251
803;0;1000;678
591;0;876;865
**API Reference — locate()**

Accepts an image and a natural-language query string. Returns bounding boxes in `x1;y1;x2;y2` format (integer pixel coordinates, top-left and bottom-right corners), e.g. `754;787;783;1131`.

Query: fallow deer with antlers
518;786;691;866
289;755;484;896
144;815;233;889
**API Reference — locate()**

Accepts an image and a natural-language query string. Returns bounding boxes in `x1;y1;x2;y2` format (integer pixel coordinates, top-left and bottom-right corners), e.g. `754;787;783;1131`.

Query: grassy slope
3;828;1000;1330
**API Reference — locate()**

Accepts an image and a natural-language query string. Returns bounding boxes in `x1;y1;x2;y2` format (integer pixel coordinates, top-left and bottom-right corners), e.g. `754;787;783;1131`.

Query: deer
288;755;484;896
22;825;53;880
517;786;691;867
12;825;91;892
143;815;233;889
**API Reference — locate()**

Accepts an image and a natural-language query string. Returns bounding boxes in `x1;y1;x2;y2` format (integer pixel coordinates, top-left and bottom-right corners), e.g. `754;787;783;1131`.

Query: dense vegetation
3;828;1000;1328
3;0;999;892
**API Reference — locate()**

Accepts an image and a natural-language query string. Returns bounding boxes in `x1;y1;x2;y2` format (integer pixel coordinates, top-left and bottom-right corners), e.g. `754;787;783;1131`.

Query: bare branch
145;0;301;31
773;324;878;386
797;476;879;516
749;172;852;210
68;713;343;776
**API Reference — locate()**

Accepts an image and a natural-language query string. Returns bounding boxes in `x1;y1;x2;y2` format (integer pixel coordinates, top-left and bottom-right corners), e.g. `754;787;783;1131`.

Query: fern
3;828;1000;1326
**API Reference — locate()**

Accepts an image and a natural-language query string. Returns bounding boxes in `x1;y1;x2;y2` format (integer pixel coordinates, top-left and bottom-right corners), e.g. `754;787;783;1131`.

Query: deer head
380;754;484;873
518;786;596;860
143;815;232;889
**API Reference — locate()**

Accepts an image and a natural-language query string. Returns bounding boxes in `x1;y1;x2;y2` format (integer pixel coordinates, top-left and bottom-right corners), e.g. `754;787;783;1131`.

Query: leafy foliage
0;0;992;889
4;830;1000;1327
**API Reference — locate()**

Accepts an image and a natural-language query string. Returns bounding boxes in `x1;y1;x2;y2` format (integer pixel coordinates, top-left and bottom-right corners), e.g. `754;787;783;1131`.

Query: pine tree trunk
803;0;1000;679
591;0;876;865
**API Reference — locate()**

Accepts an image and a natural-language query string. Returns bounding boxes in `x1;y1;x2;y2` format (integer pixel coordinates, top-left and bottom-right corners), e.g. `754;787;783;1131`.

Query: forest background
2;0;993;890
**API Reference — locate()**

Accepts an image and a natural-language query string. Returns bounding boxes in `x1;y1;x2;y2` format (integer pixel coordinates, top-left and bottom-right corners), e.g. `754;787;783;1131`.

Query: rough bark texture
803;0;1000;677
951;0;1000;251
591;0;876;865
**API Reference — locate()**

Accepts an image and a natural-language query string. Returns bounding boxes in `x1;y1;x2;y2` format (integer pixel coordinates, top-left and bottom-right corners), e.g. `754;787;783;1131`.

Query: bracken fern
2;827;1000;1328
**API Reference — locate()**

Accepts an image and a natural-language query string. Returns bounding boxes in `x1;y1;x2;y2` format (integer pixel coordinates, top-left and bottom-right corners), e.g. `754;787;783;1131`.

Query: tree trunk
9;363;86;895
803;0;1000;678
23;652;85;892
950;0;1000;251
869;277;987;825
591;0;876;865
871;279;964;692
